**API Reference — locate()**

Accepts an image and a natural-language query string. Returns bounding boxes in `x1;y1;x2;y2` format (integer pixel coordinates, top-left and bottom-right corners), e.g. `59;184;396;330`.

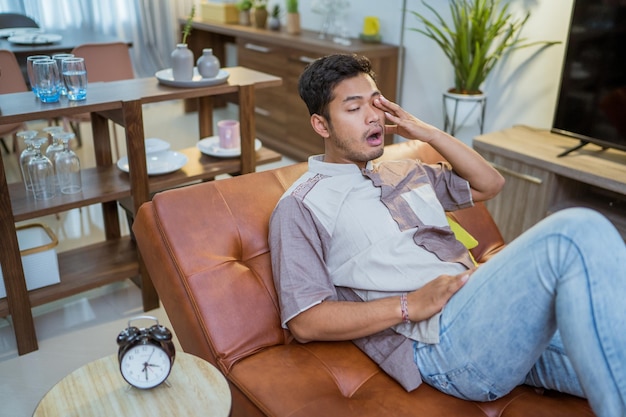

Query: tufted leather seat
133;140;594;416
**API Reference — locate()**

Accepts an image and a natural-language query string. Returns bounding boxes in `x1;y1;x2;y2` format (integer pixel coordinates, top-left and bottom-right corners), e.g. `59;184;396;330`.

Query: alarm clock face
120;343;173;389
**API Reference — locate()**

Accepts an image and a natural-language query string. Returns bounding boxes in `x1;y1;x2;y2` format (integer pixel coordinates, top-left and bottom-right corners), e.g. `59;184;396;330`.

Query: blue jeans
413;208;626;417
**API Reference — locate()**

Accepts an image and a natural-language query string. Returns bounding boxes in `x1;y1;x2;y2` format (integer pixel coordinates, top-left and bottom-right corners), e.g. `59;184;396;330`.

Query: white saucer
117;150;188;175
8;33;62;45
0;27;41;38
145;138;170;154
197;136;262;158
155;68;230;88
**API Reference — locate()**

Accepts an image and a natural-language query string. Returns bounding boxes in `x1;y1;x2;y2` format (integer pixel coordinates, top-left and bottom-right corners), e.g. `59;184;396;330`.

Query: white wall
290;0;574;144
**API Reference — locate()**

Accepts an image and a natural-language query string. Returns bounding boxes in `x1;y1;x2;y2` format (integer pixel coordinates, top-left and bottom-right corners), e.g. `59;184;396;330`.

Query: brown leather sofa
133;140;593;416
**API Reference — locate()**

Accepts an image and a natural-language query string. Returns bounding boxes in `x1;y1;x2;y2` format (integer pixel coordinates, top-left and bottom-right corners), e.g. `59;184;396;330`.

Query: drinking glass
26;55;50;97
43;126;66;192
55;132;82;194
27;136;56;200
33;59;61;103
51;53;74;96
61;57;87;101
17;130;39;193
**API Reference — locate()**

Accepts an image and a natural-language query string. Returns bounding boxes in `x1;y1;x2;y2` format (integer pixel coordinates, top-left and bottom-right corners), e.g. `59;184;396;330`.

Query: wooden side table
33;352;231;417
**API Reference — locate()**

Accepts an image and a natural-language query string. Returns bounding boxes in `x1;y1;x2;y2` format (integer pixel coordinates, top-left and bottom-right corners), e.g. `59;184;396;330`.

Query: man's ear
311;114;330;138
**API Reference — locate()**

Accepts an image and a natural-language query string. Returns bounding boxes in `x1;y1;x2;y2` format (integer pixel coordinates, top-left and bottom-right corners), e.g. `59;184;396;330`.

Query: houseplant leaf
408;0;560;94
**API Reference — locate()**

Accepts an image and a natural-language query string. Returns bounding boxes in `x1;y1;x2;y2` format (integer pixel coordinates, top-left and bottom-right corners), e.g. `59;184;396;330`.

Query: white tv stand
473;125;626;242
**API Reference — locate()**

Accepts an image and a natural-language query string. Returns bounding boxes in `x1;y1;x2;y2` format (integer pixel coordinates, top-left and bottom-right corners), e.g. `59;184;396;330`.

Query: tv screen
551;0;626;156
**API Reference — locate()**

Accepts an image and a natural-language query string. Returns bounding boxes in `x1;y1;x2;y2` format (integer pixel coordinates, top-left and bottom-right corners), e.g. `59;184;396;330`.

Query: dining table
0;27;132;85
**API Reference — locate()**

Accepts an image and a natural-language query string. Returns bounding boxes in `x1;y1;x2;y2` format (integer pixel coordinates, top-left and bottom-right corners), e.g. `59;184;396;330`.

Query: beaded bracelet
400;293;410;323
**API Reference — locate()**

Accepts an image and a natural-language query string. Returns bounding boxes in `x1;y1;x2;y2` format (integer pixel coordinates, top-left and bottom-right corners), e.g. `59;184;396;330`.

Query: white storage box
0;223;60;298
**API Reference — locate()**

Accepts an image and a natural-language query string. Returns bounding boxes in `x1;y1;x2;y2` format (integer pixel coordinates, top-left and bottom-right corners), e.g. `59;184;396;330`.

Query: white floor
0;100;294;417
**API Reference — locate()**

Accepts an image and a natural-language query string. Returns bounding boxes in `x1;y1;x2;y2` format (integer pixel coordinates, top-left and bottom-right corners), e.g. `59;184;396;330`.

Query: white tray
155;68;229;88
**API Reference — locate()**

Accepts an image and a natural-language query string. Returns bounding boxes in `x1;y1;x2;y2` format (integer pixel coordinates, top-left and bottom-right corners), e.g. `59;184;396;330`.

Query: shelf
9;165;132;222
0;236;139;317
146;146;282;193
8;146;282;222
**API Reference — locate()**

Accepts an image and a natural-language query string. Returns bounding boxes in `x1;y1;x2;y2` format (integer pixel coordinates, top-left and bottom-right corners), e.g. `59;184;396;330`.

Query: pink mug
218;119;240;149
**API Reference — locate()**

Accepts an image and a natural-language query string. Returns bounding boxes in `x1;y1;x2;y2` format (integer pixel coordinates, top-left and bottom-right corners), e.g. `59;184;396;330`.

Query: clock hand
142;347;155;379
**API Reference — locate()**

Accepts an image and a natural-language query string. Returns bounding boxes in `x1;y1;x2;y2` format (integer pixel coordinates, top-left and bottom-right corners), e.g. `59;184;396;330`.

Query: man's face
320;73;385;167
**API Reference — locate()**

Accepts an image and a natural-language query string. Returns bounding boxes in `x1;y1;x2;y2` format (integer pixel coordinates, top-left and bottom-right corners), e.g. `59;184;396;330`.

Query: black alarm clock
116;315;176;389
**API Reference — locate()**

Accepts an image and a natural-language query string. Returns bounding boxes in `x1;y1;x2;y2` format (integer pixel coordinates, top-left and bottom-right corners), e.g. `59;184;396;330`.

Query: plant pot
253;7;268;29
443;90;487;136
268;16;281;31
286;12;301;34
239;10;251;26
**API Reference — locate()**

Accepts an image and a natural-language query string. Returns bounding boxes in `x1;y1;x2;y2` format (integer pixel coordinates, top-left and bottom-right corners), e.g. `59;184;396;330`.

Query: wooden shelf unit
473;125;626;243
184;19;400;161
0;67;282;355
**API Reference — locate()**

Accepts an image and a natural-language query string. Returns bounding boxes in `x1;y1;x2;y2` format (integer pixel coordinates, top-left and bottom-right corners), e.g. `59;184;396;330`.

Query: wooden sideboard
0;67;282;355
473;125;626;242
184;19;400;161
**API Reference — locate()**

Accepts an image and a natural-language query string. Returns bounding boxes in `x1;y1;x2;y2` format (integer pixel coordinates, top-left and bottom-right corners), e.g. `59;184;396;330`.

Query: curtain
0;0;200;77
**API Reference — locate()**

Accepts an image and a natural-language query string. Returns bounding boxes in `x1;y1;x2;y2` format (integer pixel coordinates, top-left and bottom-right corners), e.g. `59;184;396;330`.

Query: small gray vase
171;43;194;81
196;48;221;78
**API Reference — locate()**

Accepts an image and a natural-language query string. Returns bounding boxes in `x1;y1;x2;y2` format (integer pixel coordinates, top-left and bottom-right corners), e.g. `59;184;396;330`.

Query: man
269;54;626;417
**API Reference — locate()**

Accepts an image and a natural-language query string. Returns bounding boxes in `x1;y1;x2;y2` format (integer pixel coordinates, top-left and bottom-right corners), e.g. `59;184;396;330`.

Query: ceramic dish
8;33;62;45
117;150;188;175
145;138;170;154
197;136;262;158
0;27;41;38
155;68;230;88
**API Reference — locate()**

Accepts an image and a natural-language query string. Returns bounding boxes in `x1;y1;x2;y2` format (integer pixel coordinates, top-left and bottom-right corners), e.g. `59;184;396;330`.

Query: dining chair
65;42;135;157
0;49;29;153
0;13;39;29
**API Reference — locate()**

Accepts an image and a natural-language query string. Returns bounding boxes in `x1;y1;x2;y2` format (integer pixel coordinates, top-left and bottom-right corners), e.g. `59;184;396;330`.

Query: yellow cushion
447;216;478;265
446;216;478;249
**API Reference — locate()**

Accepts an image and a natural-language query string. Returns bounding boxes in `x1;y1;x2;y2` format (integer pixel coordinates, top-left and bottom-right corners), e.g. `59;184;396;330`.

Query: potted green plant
410;0;559;135
237;0;253;26
252;0;268;29
268;4;281;31
286;0;300;34
409;0;559;95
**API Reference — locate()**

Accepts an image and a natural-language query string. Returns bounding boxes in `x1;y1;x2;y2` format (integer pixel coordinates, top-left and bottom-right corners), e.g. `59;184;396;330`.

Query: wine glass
55;132;82;194
44;126;66;192
17;130;39;193
27;136;56;200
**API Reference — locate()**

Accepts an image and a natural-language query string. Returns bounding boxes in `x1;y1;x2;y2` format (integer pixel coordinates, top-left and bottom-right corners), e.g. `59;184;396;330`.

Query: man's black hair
298;54;377;123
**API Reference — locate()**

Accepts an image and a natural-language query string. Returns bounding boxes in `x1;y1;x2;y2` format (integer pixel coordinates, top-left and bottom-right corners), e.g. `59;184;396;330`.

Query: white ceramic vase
196;48;220;78
171;43;194;81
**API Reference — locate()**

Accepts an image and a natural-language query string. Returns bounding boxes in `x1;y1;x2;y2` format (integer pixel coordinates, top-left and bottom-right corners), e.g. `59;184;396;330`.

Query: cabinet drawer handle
490;162;543;185
299;56;316;64
255;106;271;117
244;43;271;53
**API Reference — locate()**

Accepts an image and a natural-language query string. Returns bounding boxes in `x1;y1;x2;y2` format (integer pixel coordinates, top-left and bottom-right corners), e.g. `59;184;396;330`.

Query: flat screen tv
551;0;626;157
